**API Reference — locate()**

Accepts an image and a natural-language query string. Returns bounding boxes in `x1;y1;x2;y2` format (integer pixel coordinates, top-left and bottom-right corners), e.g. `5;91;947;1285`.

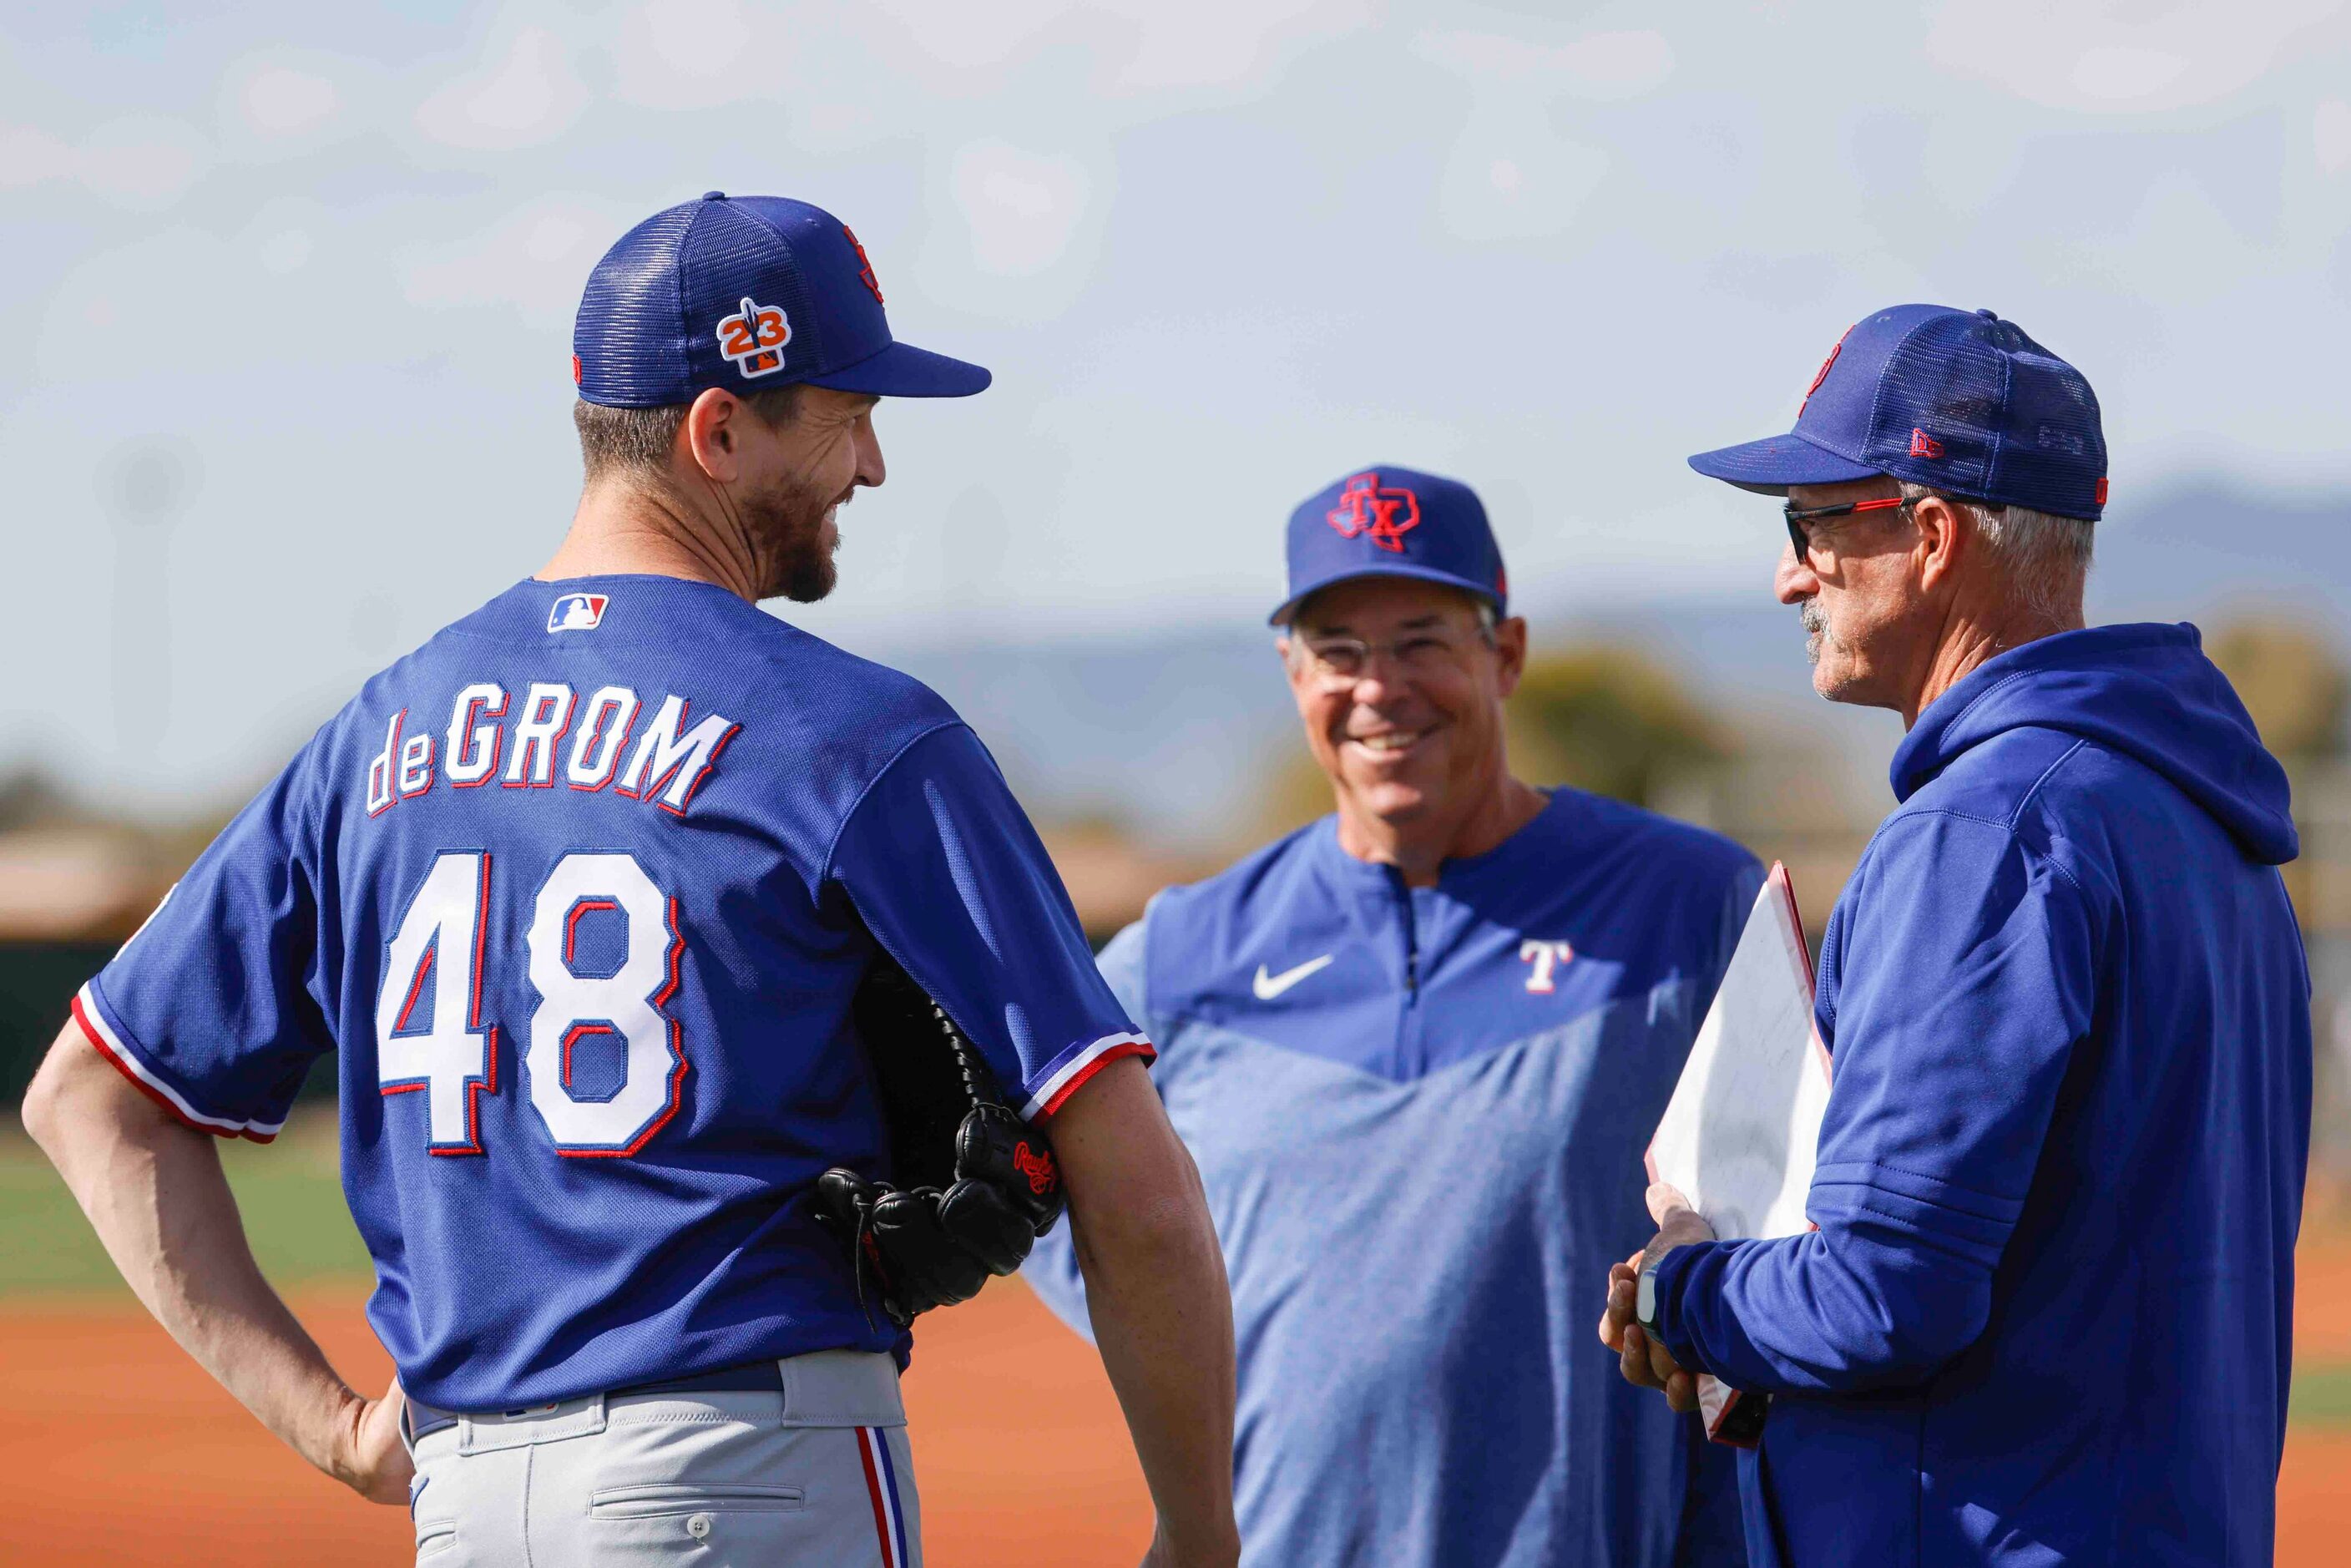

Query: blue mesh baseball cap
573;192;989;407
1272;465;1508;625
1687;304;2107;521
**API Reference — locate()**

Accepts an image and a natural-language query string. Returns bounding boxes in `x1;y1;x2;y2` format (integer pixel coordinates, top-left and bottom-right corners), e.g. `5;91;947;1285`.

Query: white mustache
1798;600;1828;664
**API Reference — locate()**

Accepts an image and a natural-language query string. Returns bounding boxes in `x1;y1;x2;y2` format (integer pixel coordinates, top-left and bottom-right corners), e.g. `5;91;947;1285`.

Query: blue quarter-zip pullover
1027;789;1762;1566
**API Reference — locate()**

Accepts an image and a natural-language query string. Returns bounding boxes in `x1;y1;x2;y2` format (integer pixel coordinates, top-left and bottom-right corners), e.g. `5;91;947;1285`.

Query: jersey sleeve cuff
72;982;286;1144
1648;1237;1713;1373
1021;1031;1155;1120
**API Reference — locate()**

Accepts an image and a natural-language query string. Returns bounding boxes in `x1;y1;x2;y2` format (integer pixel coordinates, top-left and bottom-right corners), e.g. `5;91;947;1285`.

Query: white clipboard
1645;862;1832;1447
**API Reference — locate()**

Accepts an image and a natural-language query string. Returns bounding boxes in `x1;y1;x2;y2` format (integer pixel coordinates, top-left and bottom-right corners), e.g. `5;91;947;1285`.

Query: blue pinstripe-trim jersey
1025;792;1762;1568
74;575;1150;1410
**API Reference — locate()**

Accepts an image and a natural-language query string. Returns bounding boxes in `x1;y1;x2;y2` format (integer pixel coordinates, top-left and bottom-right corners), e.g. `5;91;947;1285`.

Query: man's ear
679;387;745;485
1491;615;1529;700
1912;493;1963;593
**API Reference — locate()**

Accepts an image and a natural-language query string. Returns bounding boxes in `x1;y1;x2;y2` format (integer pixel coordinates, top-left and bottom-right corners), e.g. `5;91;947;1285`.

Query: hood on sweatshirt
1890;622;2299;865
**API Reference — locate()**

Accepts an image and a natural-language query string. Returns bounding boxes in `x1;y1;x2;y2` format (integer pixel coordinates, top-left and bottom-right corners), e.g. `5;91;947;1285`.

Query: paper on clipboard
1645;862;1831;1447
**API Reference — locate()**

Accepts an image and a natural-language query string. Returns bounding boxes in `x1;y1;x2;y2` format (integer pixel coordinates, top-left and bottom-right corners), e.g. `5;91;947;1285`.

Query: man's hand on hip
331;1378;415;1505
22;1024;417;1505
1597;1183;1716;1414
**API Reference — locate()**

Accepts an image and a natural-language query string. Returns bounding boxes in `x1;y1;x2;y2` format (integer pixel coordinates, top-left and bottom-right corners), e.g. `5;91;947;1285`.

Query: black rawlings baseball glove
813;955;1065;1327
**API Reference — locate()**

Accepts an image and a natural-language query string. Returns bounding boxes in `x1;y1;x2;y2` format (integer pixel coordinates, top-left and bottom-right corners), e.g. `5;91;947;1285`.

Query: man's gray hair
1899;483;2094;629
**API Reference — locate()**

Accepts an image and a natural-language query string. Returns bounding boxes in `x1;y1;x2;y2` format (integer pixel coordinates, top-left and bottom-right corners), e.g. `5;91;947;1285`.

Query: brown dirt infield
0;1279;1149;1566
0;1271;2342;1565
2297;1235;2351;1361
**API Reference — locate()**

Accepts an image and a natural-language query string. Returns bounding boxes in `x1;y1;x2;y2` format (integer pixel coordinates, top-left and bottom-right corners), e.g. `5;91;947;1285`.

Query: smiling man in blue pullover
1026;465;1761;1567
1602;306;2313;1566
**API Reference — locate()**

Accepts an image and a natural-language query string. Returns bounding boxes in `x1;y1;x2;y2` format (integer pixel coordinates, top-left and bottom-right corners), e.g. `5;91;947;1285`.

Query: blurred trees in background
2205;616;2350;900
2208;619;2349;765
1504;646;1728;809
0;771;242;1104
2206;613;2351;1192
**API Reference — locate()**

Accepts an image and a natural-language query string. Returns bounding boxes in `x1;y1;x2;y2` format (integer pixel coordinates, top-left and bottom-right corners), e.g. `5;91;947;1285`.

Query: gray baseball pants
403;1349;921;1566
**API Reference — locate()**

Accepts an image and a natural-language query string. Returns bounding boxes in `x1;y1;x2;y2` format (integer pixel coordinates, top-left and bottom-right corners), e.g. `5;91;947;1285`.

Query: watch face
1636;1265;1658;1325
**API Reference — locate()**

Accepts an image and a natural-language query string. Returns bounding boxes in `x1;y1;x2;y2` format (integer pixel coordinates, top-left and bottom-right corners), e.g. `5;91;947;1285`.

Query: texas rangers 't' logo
715;296;791;378
1326;472;1421;553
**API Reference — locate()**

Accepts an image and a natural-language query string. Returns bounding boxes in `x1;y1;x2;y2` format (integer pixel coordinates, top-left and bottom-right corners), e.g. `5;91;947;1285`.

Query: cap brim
1270;564;1505;626
1686;431;1881;496
806;339;992;398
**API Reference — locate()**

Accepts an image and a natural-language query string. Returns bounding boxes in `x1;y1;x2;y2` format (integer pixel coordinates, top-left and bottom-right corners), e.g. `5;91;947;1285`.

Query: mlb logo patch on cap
549;593;609;632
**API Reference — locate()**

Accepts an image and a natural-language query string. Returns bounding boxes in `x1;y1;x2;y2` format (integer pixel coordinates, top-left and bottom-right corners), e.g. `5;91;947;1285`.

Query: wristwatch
1636;1246;1679;1338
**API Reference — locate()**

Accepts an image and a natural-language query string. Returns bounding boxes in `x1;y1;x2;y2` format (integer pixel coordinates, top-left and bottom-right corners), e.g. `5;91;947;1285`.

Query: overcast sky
5;1;2350;811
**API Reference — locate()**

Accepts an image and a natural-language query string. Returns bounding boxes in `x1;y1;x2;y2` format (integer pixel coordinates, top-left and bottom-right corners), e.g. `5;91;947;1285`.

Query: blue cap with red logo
1686;304;2106;521
574;192;990;407
1272;465;1508;625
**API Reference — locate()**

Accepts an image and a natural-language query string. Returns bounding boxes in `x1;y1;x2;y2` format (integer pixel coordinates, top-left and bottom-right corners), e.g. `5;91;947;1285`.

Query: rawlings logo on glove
1012;1141;1057;1196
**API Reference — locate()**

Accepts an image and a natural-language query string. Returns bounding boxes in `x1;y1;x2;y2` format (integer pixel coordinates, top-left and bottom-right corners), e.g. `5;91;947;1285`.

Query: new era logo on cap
549;593;609;632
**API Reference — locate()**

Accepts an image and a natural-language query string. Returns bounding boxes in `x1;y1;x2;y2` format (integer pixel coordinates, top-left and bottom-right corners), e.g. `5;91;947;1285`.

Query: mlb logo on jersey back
549;594;608;632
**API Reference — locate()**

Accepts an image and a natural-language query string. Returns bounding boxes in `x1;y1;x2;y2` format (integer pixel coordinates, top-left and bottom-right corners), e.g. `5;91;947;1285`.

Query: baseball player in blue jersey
22;193;1239;1568
1024;465;1760;1566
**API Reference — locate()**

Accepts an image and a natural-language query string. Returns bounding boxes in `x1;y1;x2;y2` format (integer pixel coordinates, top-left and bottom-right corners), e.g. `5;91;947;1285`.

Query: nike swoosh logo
1252;954;1335;1000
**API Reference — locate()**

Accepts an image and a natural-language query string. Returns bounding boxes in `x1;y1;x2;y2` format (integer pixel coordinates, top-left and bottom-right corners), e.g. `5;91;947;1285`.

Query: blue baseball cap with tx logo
574;192;990;407
1686;304;2107;521
1272;464;1509;625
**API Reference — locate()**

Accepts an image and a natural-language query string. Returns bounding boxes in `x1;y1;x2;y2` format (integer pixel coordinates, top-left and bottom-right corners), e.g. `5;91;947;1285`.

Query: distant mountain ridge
870;480;2348;850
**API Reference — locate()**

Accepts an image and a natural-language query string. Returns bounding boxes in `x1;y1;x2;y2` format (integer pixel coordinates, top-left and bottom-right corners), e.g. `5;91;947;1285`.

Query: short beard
743;471;841;603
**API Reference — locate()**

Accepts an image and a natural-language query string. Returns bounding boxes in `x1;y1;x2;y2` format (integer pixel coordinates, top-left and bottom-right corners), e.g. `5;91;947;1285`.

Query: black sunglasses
1782;495;1905;559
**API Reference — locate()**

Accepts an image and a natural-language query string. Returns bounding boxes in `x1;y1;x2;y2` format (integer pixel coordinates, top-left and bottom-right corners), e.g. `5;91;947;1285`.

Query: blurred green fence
0;943;111;1105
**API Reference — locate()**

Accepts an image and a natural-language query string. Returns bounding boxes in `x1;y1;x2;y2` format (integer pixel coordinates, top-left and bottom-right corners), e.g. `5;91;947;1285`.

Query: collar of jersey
1308;789;1572;893
478;573;774;642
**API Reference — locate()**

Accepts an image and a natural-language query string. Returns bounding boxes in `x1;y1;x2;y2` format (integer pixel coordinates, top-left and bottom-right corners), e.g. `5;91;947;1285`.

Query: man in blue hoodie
1600;305;2313;1566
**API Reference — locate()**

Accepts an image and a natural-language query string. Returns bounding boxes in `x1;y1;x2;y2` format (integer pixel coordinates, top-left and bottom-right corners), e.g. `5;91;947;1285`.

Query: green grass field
0;1112;370;1294
6;1119;2349;1431
2291;1363;2351;1429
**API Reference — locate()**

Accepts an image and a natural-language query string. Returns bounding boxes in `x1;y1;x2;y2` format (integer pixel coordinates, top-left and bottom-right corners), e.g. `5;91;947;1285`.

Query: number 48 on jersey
375;851;687;1158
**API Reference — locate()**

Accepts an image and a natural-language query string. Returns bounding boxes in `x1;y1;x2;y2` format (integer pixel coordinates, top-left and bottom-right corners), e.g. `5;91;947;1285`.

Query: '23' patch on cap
715;296;791;378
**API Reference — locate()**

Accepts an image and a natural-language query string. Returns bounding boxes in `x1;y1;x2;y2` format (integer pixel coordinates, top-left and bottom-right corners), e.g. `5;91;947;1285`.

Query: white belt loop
776;1350;906;1429
456;1393;609;1454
